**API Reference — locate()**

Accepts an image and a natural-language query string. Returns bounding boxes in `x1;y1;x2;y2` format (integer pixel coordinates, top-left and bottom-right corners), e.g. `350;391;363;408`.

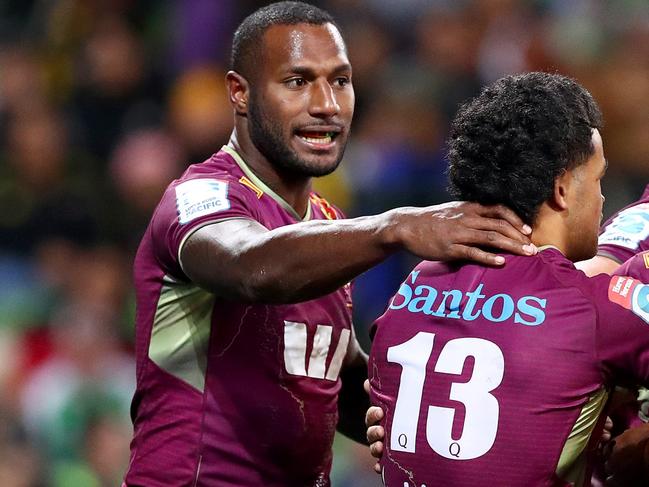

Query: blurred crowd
0;0;648;485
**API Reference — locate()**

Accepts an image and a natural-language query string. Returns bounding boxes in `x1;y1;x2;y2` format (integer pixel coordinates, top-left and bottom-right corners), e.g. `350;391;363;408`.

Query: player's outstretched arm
181;202;535;303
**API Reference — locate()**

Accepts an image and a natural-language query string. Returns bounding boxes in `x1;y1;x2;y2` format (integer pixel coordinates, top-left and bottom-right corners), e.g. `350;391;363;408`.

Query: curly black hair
447;72;603;225
231;2;341;80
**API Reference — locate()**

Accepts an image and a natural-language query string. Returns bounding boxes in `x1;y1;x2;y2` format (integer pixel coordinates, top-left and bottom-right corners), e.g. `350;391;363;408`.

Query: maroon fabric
370;248;649;487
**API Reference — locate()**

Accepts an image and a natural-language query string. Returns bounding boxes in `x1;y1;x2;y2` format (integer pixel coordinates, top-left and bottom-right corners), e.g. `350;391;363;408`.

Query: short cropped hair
231;1;340;79
447;72;603;225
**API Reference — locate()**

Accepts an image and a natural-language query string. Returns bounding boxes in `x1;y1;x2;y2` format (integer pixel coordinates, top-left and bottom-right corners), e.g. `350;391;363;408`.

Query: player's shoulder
157;149;261;217
615;251;649;280
523;247;612;298
173;149;243;188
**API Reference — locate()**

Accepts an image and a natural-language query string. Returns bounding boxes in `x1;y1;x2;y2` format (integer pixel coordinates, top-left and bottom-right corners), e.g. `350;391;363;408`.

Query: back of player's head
231;1;340;80
447;72;603;225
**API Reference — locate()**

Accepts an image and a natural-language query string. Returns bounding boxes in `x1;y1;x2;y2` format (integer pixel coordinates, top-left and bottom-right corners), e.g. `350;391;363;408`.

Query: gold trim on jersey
309;193;339;220
555;387;609;485
222;145;313;221
148;277;214;392
239;176;263;199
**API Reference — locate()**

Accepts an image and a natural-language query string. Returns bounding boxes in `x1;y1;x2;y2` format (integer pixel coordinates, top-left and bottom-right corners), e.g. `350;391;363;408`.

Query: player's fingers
474;204;532;236
367;425;385;445
365;406;384;427
369;439;384;459
602;429;612;443
364;378;370;395
446;244;505;266
602;416;614;443
457;229;537;260
461;215;531;245
374;461;382;474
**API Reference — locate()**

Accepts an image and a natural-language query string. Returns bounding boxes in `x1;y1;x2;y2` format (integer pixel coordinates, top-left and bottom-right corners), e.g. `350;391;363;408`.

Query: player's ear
551;169;572;211
226;71;250;116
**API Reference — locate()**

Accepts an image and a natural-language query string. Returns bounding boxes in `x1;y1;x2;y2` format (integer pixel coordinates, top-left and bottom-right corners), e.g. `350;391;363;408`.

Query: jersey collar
537;245;563;254
222;145;313;221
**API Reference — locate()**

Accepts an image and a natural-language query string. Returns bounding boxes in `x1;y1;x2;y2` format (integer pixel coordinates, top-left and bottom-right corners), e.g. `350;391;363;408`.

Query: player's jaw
248;108;348;177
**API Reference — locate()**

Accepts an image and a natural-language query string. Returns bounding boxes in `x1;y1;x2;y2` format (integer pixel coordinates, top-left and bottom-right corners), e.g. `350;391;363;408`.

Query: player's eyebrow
288;63;352;78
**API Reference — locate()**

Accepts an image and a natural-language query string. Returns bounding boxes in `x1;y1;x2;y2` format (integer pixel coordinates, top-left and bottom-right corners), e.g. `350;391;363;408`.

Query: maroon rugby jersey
124;146;353;486
599;184;649;263
369;247;649;487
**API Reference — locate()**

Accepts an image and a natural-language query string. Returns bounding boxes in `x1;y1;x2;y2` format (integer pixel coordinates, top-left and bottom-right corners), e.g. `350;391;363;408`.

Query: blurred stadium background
0;0;648;485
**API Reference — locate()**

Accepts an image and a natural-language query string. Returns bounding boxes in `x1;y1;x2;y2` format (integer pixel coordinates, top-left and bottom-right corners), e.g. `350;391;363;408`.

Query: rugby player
364;187;649;482
368;72;649;486
123;2;536;486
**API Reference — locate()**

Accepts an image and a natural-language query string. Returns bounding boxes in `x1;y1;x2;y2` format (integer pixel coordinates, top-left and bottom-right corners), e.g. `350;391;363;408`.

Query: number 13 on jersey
387;332;504;460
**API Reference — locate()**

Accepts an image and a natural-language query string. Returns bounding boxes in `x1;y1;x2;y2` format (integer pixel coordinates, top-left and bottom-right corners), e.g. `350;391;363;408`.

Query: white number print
388;332;504;460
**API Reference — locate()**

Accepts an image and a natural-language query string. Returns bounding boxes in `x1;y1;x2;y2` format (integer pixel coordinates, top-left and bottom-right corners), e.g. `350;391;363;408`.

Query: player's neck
531;205;571;258
228;130;312;218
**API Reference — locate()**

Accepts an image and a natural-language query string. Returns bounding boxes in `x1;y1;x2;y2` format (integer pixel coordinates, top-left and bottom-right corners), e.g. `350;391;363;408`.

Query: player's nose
309;79;339;118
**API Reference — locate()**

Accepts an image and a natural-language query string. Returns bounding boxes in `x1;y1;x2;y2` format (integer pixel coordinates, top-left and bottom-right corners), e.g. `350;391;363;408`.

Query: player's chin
293;146;344;176
300;156;342;177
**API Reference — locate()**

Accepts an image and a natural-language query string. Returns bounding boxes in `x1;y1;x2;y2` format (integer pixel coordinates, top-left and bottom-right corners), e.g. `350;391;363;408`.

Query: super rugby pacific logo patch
599;203;649;250
175;179;230;224
608;275;649;324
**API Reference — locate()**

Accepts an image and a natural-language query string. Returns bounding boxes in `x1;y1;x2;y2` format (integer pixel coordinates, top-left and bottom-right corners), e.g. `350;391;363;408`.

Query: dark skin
181;22;535;444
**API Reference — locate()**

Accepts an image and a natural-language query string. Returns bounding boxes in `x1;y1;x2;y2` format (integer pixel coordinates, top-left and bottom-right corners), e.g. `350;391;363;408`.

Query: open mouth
295;128;341;147
299;132;336;144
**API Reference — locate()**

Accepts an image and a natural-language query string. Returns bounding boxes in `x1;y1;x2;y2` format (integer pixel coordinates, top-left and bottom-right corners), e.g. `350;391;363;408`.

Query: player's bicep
179;218;269;296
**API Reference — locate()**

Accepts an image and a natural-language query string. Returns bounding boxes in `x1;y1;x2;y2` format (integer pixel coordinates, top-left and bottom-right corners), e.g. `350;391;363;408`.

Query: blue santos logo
388;270;547;326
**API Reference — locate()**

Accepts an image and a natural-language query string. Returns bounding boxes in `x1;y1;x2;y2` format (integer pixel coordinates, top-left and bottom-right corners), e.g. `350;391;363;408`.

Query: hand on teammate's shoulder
386;201;536;266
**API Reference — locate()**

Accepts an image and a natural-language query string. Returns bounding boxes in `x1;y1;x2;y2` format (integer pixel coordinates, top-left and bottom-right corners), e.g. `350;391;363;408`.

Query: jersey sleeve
594;252;649;386
149;176;259;280
598;190;649;264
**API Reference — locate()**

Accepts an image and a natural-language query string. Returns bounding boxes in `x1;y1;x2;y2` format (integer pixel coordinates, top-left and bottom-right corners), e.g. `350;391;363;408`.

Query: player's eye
333;77;350;88
285;78;306;89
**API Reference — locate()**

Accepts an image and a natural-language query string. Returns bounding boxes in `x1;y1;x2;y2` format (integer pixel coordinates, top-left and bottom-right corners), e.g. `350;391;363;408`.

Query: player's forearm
184;212;399;303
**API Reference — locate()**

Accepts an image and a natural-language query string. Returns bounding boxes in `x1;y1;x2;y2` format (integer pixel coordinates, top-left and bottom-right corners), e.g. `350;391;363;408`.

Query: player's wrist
377;209;409;253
